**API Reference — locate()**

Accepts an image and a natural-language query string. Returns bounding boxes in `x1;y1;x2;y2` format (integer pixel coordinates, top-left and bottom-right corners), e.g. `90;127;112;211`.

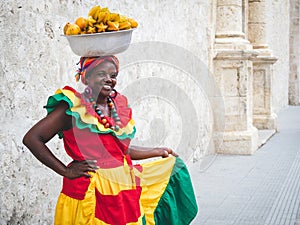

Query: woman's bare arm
127;145;178;160
23;102;98;179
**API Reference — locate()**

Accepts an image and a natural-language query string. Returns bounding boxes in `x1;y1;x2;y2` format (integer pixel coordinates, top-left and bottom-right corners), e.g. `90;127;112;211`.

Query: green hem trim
153;157;198;225
142;215;146;225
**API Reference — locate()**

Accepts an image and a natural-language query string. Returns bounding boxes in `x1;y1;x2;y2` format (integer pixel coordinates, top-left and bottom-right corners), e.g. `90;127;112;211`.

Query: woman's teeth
103;85;111;90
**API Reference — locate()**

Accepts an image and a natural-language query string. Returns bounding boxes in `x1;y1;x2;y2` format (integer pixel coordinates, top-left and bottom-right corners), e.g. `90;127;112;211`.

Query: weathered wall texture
266;0;290;112
0;0;213;224
0;0;295;223
0;1;80;224
289;0;300;105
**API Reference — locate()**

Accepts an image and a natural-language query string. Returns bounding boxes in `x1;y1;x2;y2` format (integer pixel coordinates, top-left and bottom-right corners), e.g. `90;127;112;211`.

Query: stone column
215;0;252;50
214;0;259;154
248;0;278;130
289;0;300;105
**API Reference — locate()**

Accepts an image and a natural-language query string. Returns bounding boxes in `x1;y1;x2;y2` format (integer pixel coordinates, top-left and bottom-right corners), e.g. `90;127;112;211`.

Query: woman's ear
83;74;89;85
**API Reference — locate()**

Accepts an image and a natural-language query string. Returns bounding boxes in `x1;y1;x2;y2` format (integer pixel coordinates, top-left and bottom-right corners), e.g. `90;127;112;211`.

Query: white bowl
63;29;135;57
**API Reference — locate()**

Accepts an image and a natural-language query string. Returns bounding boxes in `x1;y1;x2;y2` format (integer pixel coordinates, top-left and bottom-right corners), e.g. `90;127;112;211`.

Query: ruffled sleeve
44;86;136;140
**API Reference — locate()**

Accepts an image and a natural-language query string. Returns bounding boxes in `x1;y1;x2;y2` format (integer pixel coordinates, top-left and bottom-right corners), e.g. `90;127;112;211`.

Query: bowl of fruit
63;5;138;57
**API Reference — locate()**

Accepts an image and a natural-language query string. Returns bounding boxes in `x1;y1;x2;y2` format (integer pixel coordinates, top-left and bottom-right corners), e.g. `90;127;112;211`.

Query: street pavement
189;106;300;225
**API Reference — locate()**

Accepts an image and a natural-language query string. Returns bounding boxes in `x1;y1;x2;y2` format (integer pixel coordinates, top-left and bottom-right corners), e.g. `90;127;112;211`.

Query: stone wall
289;0;300;105
0;1;80;224
266;0;290;112
0;0;213;224
0;0;296;223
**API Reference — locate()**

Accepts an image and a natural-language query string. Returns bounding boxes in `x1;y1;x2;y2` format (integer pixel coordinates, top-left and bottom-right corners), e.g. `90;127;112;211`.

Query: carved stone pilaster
248;0;268;50
214;50;259;154
216;0;244;38
289;0;300;105
213;0;259;154
252;56;278;130
248;0;278;130
215;0;252;50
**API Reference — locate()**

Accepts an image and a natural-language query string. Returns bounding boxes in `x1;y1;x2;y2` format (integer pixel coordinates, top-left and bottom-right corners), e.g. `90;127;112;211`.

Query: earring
84;86;93;99
110;89;118;98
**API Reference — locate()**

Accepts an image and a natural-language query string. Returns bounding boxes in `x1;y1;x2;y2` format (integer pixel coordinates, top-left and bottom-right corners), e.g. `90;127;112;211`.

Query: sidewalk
190;106;300;225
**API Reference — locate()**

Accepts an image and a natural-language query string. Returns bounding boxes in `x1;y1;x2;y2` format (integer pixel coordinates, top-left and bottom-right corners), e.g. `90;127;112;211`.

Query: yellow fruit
87;26;96;34
102;11;111;23
63;5;138;35
63;22;71;35
100;7;110;13
88;16;96;23
128;18;138;28
88;5;101;19
119;21;131;30
75;17;87;30
119;15;128;23
88;16;97;27
107;21;119;31
110;13;120;22
95;23;108;32
65;23;81;35
97;11;108;23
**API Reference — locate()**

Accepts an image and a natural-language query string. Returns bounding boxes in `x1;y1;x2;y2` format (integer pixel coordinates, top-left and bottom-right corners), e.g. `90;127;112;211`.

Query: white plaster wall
289;0;300;105
0;0;213;224
266;0;290;112
298;0;300;103
0;1;80;224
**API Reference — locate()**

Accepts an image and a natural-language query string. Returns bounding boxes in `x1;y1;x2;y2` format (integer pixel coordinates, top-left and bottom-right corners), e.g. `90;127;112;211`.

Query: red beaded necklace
84;87;121;131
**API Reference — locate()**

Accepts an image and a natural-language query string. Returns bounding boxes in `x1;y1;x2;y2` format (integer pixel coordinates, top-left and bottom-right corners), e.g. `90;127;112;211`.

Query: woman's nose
104;74;112;81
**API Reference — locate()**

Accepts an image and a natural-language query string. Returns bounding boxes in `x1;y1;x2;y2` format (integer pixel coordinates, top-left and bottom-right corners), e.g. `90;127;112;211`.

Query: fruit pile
64;5;138;35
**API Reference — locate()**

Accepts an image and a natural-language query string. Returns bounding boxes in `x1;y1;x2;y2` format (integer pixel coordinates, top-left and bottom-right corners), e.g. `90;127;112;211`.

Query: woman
23;56;197;225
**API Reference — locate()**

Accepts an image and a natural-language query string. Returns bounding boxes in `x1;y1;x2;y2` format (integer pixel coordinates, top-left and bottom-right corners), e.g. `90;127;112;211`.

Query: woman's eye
110;73;117;79
97;72;106;77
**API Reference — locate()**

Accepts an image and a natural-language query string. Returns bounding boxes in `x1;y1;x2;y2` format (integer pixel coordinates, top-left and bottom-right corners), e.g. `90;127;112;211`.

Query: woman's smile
103;84;112;90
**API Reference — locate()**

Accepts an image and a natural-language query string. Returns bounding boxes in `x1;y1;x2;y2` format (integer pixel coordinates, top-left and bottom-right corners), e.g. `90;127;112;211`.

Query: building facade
0;0;299;223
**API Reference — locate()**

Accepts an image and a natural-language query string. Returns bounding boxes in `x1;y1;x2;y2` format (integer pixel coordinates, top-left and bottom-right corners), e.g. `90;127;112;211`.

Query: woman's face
85;60;118;98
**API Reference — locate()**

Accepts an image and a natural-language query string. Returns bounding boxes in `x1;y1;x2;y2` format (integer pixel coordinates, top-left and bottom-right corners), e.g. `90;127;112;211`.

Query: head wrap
75;55;119;84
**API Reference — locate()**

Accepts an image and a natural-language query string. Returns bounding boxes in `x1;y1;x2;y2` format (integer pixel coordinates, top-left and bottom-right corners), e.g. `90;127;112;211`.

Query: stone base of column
253;113;277;130
216;126;259;155
215;37;253;50
252;53;278;131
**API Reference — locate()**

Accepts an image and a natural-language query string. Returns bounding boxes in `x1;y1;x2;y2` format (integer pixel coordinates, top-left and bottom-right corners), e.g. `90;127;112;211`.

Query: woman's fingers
170;150;178;157
84;160;99;170
163;150;169;158
84;159;97;165
163;148;176;156
160;147;178;157
81;172;93;178
66;160;99;179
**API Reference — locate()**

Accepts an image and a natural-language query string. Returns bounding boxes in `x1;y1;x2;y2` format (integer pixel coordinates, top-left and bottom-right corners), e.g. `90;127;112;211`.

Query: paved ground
189;106;300;225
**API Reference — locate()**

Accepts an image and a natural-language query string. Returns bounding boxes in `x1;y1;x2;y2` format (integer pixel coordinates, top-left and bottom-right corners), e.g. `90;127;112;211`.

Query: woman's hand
128;145;178;160
64;160;99;180
154;147;178;158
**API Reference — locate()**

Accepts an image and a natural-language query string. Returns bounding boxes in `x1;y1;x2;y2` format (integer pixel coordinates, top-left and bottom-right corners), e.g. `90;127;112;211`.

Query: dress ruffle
44;86;136;140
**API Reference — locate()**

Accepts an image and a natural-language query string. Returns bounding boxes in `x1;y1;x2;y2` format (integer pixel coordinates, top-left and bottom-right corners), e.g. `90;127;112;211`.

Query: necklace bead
85;92;120;131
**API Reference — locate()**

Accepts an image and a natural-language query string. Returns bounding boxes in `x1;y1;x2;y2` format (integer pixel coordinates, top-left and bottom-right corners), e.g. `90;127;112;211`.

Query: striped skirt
54;157;198;225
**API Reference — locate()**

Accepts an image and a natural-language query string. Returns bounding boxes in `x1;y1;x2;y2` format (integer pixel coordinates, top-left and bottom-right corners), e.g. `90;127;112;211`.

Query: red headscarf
75;56;119;84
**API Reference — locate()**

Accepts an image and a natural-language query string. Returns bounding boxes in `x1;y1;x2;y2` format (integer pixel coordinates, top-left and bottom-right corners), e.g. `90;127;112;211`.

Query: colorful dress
45;86;198;225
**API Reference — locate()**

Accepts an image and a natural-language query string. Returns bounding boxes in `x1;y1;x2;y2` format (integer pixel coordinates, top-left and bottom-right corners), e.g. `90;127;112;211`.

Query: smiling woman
22;55;198;225
76;56;120;128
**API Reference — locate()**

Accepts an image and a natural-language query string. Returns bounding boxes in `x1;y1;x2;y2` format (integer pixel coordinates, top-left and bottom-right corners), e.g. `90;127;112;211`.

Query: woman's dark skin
23;60;177;180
